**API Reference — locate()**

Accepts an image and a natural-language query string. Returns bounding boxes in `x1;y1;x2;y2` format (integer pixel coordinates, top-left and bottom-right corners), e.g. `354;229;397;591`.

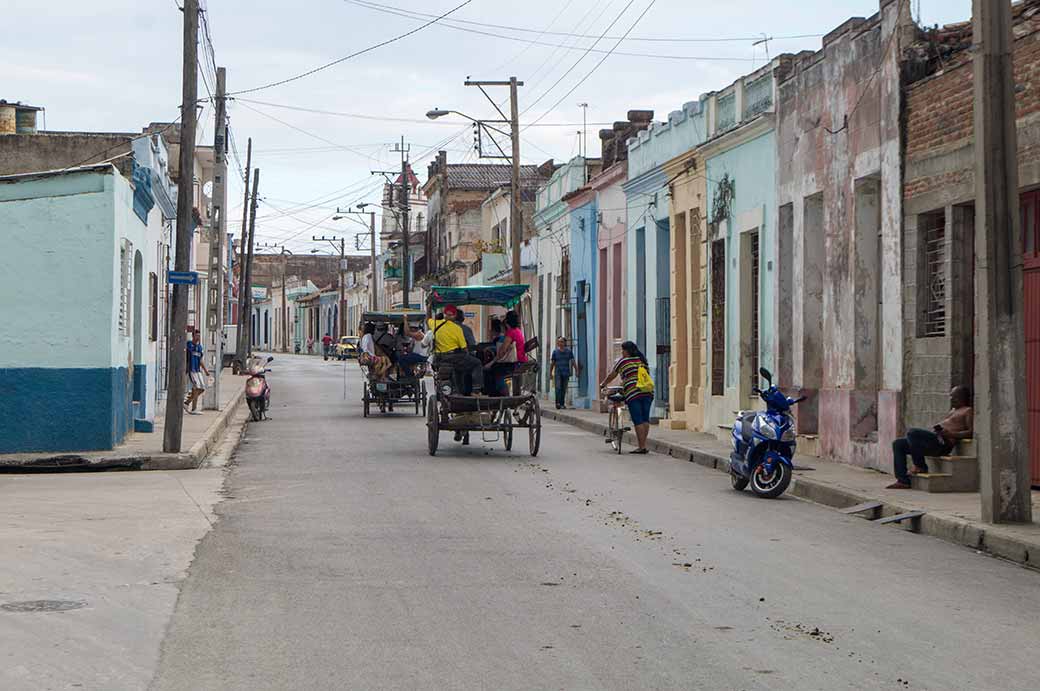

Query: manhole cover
1;600;86;613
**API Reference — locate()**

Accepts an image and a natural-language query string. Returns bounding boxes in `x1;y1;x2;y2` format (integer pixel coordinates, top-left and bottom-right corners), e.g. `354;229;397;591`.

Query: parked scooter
729;367;807;498
245;356;274;422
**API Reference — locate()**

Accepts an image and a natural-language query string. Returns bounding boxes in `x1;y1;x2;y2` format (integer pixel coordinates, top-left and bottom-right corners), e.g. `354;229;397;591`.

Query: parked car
336;336;359;360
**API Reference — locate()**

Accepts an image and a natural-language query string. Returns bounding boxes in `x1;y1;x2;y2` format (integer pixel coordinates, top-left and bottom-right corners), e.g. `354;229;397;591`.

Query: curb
0;389;247;473
543;408;1036;571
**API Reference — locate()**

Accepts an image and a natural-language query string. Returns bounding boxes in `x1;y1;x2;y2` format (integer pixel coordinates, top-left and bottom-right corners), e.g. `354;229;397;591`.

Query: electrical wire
525;0;658;129
345;0;825;44
228;0;474;96
235;100;382;162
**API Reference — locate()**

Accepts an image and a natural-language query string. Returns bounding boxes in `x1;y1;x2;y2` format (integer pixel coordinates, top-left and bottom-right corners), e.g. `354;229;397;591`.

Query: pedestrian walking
184;329;210;415
549;337;579;409
322;332;333;361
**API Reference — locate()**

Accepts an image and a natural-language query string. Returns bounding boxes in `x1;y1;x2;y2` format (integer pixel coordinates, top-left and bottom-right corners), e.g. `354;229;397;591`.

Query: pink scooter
245;356;273;421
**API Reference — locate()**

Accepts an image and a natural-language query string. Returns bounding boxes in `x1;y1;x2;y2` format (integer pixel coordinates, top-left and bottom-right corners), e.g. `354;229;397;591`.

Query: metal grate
750;232;760;394
922;220;946;337
711;239;726;396
656;297;671;404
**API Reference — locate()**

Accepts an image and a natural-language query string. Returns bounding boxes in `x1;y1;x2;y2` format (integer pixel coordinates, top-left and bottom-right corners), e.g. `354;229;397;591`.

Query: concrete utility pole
163;0;198;453
509;77;522;286
312;235;346;336
393;138;412;309
972;0;1032;523
234;138;252;373
243;168;260;359
354;204;378;311
203;66;227;410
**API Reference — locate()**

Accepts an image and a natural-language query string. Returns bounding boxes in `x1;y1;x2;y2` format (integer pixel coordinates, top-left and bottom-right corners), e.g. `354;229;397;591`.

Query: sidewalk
0;370;246;471
543;405;1040;571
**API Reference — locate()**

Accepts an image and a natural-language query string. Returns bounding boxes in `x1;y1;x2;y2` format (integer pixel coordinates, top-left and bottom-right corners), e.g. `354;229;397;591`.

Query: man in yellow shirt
430;305;484;394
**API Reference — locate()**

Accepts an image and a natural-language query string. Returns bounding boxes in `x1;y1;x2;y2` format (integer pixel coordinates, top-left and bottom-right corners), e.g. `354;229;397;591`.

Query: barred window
918;212;946;337
711;237;726;396
119;239;132;337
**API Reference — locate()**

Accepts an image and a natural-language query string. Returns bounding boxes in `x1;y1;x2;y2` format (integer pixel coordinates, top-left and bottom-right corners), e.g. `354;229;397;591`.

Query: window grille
711;239;726;396
119;240;132;337
922;219;946;337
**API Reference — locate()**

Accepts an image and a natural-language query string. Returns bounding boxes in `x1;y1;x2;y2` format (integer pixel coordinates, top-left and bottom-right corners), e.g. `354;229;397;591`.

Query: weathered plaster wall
775;0;906;469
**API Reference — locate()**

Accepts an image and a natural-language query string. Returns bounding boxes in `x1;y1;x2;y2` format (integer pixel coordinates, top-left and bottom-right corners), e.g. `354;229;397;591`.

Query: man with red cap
429;305;484;395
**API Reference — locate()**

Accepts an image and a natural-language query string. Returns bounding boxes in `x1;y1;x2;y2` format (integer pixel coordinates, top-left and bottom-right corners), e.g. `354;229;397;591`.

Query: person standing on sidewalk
184;329;210;416
322;332;333;361
599;341;654;454
886;386;974;489
549;337;579;410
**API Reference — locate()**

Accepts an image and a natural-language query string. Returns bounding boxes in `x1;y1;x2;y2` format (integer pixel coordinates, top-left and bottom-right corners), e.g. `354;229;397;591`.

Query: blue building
564;189;598;408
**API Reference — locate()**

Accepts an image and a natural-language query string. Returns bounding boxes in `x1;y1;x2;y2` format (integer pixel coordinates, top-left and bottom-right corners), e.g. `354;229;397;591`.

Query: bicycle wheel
609;406;622;453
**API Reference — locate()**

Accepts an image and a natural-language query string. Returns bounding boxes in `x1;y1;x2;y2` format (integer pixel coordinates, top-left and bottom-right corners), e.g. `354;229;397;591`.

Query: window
149;272;158;341
119;239;132;337
918;211;947;337
711;238;726;396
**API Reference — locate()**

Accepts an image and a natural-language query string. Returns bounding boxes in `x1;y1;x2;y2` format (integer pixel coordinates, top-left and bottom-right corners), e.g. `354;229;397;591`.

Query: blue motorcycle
729;367;807;498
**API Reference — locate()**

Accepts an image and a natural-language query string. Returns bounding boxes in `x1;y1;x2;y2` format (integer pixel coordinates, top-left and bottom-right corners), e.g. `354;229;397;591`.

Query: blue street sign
168;271;199;286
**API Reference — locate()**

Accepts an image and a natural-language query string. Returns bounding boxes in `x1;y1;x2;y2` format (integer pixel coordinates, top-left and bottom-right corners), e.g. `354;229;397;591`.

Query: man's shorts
626;395;653;426
189;371;206;391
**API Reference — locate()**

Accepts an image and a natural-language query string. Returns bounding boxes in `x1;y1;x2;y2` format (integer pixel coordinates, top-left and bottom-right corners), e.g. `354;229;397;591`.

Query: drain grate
1;600;86;613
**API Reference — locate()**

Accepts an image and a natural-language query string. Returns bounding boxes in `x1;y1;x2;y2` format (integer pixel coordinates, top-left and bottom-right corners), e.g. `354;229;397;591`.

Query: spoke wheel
427;394;439;456
502;413;514;451
528;397;541;457
362;386;370;418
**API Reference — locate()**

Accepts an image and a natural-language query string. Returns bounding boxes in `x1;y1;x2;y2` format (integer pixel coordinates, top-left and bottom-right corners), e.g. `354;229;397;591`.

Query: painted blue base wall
0;367;131;453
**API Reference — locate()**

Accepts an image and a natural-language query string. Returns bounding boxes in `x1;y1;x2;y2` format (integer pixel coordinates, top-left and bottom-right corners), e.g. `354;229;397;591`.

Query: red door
1022;192;1040;487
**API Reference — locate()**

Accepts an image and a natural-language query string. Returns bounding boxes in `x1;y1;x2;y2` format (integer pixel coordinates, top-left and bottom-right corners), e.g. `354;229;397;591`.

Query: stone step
911;470;977;493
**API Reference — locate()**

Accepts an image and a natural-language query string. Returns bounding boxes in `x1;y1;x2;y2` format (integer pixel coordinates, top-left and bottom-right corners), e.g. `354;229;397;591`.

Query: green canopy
361;310;426;323
427;284;529;309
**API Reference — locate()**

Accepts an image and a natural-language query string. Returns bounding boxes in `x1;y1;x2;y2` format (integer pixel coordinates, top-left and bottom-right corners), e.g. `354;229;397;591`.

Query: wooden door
1022;192;1040;486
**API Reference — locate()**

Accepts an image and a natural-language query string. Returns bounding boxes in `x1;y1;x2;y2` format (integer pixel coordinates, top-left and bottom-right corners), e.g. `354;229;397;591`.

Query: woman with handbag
599;341;654;454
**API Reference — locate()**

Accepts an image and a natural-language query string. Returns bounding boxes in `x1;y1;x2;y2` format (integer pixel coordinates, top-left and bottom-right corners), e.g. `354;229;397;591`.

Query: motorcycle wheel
730;470;749;491
248;399;262;422
750;462;792;498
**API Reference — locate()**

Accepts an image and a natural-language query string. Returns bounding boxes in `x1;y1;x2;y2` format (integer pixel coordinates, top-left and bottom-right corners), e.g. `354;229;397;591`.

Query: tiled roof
445;164;544;190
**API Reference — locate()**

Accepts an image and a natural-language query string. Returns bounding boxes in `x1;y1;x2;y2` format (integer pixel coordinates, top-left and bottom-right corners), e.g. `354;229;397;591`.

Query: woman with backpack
599;341;654;454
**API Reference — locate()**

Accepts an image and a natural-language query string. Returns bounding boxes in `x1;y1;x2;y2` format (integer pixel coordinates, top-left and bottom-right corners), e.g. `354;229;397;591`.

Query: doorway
1021;190;1040;486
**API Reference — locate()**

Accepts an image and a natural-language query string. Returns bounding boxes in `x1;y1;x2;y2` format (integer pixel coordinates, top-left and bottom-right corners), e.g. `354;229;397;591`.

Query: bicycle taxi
358;309;429;417
425;285;542;456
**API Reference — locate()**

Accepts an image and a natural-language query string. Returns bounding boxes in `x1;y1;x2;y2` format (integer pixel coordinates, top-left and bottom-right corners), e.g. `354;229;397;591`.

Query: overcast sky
5;0;971;254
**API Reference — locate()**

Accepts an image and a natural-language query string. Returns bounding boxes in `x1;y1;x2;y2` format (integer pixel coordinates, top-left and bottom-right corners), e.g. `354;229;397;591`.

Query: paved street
147;355;1040;690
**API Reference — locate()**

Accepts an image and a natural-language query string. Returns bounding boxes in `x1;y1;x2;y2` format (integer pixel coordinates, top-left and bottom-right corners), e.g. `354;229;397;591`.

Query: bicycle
602;386;630;454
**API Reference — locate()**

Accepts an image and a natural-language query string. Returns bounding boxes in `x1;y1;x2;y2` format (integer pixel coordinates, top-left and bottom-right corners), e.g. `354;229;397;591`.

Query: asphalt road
151;355;1040;691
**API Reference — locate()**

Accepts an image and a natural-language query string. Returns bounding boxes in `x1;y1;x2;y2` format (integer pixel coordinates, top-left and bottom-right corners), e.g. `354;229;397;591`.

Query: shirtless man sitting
887;386;974;489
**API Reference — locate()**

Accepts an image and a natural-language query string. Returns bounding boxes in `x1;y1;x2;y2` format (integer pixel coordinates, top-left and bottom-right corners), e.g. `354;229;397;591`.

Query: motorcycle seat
738;411;757;443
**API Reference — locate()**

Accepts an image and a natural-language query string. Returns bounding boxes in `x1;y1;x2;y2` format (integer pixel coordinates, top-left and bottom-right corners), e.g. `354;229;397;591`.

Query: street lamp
427;76;524;287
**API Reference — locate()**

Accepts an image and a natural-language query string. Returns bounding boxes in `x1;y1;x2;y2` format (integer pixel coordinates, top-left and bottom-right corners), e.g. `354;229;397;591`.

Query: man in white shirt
399;323;430;377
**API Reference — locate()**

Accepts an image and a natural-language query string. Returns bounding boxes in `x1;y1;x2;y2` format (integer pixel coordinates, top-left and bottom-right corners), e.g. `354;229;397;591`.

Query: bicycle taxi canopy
427;284;529;310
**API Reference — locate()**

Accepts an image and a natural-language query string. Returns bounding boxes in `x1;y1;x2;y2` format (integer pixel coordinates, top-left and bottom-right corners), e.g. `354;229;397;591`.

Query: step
922;455;979;492
910;472;976;493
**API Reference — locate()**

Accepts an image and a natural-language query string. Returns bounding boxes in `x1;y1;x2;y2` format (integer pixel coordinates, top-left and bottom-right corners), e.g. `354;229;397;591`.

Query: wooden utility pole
243;168;260;359
163;0;199;453
234;138;252;372
203;66;227;410
972;0;1032;523
509;77;523;287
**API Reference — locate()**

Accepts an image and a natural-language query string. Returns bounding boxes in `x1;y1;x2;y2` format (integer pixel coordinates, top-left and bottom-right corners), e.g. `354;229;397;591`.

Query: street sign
168;271;199;286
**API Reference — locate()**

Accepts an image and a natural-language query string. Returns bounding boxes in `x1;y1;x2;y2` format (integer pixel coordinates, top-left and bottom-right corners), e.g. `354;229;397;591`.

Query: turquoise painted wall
705;130;777;388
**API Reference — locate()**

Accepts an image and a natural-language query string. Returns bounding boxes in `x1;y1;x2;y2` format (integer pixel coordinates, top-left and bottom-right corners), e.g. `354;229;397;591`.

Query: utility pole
243;169;259;360
313;234;346;337
163;0;198;453
393;137;412;309
972;0;1032;523
203;66;227;410
368;210;377;311
234;138;252;373
509;77;523;287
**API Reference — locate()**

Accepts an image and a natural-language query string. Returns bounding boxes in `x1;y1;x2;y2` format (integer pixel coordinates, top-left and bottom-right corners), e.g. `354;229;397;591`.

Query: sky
4;0;972;255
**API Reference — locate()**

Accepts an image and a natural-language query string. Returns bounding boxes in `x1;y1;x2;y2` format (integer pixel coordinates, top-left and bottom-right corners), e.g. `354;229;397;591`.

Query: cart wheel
427;394;439;456
528;397;541;457
363;386;370;418
502;423;513;451
421;381;428;417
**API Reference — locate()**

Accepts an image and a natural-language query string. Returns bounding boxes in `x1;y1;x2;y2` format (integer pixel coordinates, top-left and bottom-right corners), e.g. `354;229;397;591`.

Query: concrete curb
543;408;1036;571
0;389;247;473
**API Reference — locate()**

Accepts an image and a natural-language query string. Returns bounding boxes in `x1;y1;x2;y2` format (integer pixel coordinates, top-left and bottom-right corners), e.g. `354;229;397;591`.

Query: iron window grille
922;218;947;337
749;231;760;395
711;239;726;396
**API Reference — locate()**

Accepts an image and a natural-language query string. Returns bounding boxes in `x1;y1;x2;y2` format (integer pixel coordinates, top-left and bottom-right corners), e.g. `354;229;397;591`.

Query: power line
525;0;658;129
345;0;779;61
521;0;638;117
228;0;474;96
345;0;825;44
235;100;382;162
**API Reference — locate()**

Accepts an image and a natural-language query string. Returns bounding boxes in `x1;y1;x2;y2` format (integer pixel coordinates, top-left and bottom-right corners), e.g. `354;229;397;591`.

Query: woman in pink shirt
502;310;527;364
